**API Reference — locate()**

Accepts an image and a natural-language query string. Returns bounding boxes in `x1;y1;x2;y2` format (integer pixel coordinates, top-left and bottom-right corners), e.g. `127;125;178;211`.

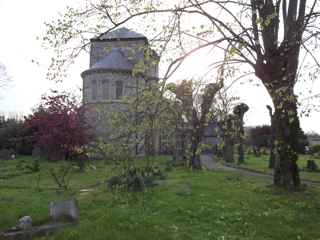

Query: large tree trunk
255;41;302;189
268;142;275;169
257;54;302;189
252;0;307;189
266;105;275;168
270;87;301;189
190;136;201;169
222;115;235;163
238;141;244;164
223;138;234;163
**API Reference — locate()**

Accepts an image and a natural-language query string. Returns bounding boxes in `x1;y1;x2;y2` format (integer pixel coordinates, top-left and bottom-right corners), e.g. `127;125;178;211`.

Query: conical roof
91;48;134;70
92;27;147;41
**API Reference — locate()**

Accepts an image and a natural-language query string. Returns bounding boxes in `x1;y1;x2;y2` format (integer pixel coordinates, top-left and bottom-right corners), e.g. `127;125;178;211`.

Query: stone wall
82;70;145;103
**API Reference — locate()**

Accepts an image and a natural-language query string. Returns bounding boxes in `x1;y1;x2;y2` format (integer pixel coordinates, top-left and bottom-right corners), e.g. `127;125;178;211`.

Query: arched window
91;80;97;100
116;80;123;99
102;79;109;99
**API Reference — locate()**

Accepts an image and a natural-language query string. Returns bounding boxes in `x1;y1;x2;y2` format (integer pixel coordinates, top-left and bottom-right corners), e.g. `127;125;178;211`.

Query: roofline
81;68;159;81
90;37;148;44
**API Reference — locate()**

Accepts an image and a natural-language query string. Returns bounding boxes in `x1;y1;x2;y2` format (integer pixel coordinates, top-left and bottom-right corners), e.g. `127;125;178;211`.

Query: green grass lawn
1;155;320;240
241;153;320;182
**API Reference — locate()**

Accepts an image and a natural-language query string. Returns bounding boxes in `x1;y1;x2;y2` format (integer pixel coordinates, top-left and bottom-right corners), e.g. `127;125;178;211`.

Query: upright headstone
49;199;79;222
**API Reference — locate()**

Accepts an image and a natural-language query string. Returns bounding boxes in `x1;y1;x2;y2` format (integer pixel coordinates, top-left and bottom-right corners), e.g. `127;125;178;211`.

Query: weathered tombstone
18;216;32;230
49;199;79;222
306;160;319;172
1;201;79;240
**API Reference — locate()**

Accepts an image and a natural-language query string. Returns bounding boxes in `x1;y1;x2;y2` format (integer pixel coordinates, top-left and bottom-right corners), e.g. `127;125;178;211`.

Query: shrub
305;160;319;172
107;166;145;192
107;165;165;192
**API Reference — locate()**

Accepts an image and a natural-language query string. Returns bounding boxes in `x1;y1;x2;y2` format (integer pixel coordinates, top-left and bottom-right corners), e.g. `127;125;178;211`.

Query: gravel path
200;154;320;187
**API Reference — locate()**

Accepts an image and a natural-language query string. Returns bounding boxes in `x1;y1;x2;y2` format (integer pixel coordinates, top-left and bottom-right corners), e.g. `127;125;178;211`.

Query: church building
81;27;160;140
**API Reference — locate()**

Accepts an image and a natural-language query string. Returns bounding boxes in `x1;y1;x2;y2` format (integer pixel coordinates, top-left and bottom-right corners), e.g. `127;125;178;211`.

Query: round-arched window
102;79;109;100
116;80;123;99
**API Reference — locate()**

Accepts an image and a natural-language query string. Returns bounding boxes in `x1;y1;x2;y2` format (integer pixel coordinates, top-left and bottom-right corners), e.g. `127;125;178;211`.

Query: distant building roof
92;27;147;41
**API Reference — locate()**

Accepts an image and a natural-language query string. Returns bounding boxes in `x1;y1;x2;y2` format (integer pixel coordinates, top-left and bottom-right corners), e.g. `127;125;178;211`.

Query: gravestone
49;199;79;222
0;201;79;240
18;216;32;230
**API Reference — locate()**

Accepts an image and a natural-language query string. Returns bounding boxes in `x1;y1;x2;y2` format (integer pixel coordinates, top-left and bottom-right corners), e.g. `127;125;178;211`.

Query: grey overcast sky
0;0;319;133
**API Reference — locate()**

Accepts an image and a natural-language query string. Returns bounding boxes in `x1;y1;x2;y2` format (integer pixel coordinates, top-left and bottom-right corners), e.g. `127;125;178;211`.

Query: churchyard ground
1;155;320;240
239;153;320;182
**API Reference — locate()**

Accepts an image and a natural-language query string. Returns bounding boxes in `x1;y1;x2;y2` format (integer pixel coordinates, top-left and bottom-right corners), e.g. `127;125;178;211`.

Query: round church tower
81;27;159;138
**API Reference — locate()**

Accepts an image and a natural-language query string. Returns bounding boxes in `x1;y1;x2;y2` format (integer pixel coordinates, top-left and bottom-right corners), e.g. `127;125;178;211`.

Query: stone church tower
81;27;159;143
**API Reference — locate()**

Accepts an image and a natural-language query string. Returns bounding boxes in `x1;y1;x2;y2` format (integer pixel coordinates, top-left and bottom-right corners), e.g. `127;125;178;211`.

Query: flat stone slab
1;222;77;240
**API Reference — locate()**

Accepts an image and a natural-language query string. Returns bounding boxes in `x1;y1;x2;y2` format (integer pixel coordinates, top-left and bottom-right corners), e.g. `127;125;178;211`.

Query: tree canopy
24;91;90;160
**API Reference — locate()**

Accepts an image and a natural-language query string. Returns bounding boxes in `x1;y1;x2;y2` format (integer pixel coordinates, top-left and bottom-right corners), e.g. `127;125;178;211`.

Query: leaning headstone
49;199;79;222
306;160;319;172
18;216;32;230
